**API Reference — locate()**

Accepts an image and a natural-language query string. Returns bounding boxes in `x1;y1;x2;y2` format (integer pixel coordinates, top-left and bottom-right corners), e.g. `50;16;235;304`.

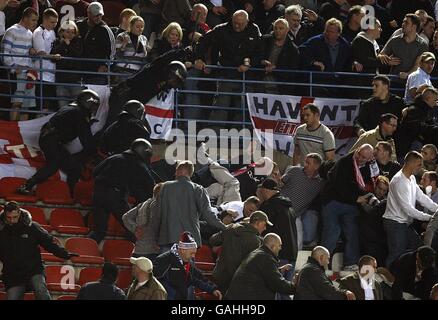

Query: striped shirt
294;123;335;165
115;31;148;71
1;23;33;69
280;166;326;215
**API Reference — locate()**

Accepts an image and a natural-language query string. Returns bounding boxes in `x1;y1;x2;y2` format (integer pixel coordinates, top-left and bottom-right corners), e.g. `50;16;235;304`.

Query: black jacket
45;104;96;156
225;246;295;300
77;279;126;300
50;37;83;83
396;96;436;158
76;18;115;73
210;223;262;291
100;112;150;155
391;250;438;300
259;193;298;262
353;94;405;133
93;150;155;202
318;0;344;23
255;33;300;94
351;33;382;74
289;18;325;47
154;250;218;300
0;209;70;289
322;152;368;205
254;3;285;35
294;256;347;300
195;21;261;69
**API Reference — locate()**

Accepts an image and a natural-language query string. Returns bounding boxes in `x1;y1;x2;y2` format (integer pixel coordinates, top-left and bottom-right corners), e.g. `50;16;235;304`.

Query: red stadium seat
195;245;215;272
40;237;65;263
22;206;52;232
101;1;127;27
45;265;80;293
36;180;74;205
102;240;134;266
78;267;103;286
0;177;38;202
50;208;90;235
0;291;5;300
65;237;105;265
73;180;94;206
116;267;132;291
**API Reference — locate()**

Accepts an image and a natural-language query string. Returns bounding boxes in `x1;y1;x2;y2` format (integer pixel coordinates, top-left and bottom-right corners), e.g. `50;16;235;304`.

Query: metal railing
0;52;414;126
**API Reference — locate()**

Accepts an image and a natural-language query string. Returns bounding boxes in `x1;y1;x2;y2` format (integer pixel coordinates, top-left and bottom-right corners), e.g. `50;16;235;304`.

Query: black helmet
167;61;187;89
123;100;145;120
130;138;153;161
76;89;100;116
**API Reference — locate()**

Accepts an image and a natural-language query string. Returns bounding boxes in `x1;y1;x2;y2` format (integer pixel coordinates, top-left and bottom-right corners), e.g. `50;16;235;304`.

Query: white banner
144;89;174;140
246;93;361;157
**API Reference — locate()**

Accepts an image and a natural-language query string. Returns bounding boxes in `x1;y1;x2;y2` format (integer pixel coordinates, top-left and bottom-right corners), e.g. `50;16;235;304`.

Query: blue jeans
7;273;51;300
321;200;360;266
383;218;423;269
301;209;319;245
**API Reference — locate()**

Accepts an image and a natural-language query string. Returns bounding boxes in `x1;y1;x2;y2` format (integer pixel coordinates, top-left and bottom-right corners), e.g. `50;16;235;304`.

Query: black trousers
89;184;134;243
27;132;82;194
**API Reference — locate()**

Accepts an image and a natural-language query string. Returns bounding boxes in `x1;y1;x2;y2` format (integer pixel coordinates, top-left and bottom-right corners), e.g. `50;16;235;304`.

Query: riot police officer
89;138;156;243
105;49;188;128
17;89;100;196
100;100;150;155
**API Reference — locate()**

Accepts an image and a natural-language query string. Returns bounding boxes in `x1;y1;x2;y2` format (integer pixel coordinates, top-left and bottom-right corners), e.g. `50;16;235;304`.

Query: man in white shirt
404;51;435;104
211;196;260;223
33;8;60;111
383;151;438;268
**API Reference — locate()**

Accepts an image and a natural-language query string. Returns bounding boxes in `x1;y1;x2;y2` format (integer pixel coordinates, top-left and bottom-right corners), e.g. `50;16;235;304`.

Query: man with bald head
225;233;295;300
294;246;356;300
321;144;375;271
195;10;261;123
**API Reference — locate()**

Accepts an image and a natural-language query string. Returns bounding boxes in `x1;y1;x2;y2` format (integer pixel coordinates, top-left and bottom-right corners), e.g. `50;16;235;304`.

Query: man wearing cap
209;210;269;292
127;257;167;300
76;1;115;83
404;52;436;104
154;231;222;300
257;178;298;286
77;262;126;300
225;233;296;300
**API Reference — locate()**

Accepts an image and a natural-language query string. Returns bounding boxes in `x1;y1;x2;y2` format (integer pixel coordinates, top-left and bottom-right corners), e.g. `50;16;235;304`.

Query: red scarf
353;155;366;190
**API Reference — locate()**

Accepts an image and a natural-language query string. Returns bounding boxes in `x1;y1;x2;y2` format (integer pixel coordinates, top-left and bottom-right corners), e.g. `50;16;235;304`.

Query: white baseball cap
130;257;153;273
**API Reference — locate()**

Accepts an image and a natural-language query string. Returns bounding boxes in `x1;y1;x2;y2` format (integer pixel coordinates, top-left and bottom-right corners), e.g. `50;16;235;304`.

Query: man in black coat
100;100;150;156
353;75;405;136
154;231;222;300
105;50;188;128
0;201;78;300
257;178;298;282
294;246;355;300
17;89;100;196
285;5;325;47
255;18;300;95
395;87;438;160
77;262;126;300
391;246;438;300
254;0;285;35
89;138;155;243
225;233;295;300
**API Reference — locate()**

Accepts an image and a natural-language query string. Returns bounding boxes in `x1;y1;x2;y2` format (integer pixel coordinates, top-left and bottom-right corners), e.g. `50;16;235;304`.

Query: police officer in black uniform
17;89;100;196
89;138;156;243
100;100;150;155
105;49;188;128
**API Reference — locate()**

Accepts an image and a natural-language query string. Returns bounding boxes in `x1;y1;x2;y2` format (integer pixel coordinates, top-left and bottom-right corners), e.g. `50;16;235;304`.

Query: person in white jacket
383;151;438;268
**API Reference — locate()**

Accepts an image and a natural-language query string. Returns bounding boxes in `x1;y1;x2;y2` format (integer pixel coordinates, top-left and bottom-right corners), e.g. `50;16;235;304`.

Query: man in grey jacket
157;160;226;251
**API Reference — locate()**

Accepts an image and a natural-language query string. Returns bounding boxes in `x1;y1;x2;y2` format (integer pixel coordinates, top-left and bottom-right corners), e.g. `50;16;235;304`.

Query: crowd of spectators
0;0;438;301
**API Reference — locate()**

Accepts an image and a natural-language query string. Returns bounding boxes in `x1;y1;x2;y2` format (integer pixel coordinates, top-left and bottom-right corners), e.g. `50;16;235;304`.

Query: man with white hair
127;257;167;300
195;10;261;123
225;233;295;300
294;246;356;300
284;4;324;46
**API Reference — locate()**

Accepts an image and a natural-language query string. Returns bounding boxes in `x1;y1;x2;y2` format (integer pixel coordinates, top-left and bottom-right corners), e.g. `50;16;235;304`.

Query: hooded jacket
0;209;70;289
210;222;262;291
259;193;298;261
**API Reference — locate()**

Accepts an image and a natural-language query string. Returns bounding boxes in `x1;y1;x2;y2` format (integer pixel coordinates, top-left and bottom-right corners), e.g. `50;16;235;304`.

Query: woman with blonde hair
149;21;183;61
115;15;148;75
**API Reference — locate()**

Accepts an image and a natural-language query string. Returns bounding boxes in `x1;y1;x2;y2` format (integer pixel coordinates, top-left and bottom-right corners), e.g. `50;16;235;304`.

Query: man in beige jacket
127;257;167;300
